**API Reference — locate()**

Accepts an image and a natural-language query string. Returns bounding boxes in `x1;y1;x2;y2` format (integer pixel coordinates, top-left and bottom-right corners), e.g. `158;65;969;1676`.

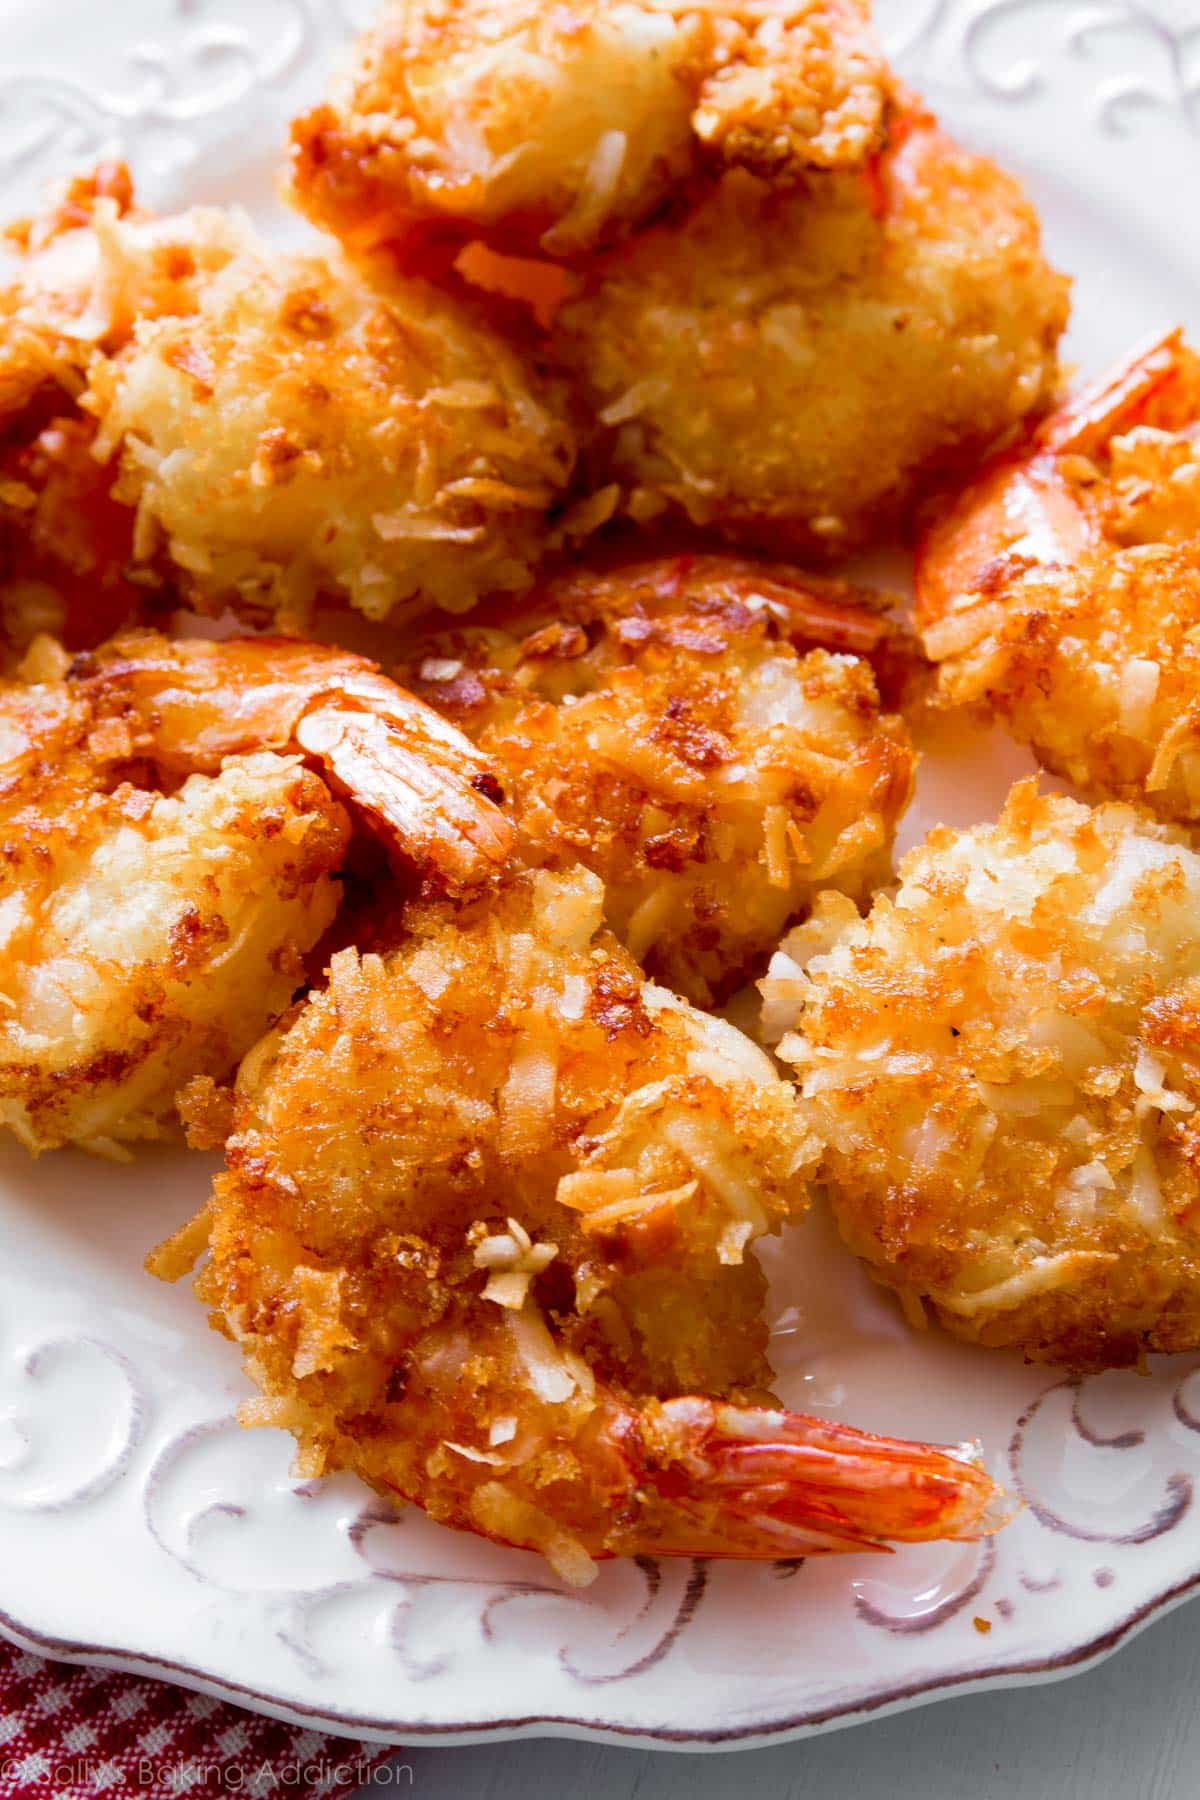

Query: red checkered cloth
0;1636;397;1798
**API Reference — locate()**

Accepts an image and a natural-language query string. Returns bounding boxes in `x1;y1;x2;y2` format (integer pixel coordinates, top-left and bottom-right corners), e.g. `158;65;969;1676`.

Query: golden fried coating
0;417;142;653
1;750;344;1159
87;235;574;626
0;164;244;419
289;0;889;258
917;332;1200;823
160;865;997;1577
398;554;915;1003
551;109;1069;554
0;669;346;1157
0;172;574;635
0;629;514;1155
767;780;1200;1369
0;168;249;644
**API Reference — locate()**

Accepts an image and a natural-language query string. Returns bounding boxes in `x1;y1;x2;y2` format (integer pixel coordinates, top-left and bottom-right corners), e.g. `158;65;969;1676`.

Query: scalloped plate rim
2;1566;1199;1750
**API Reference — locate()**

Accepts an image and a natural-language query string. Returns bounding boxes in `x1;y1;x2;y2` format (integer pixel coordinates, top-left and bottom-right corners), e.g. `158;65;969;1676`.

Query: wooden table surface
354;1596;1199;1798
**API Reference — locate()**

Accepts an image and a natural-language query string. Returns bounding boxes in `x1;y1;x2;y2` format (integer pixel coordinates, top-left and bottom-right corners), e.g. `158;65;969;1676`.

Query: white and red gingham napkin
0;1637;396;1798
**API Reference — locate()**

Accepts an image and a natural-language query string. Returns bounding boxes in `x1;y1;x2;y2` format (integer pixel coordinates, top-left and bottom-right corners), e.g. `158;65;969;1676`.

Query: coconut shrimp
0;167;249;647
86;238;574;628
397;554;916;1004
0;631;511;1155
0;171;575;639
154;865;997;1578
766;780;1200;1369
289;0;890;261
0;164;243;422
549;106;1068;555
917;330;1200;822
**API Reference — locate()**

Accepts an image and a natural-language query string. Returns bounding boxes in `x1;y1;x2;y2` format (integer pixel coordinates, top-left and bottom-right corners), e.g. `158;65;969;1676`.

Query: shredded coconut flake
473;1217;557;1309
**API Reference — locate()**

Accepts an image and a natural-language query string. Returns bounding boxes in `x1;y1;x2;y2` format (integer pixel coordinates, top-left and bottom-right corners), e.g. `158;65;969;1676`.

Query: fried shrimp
398;554;916;1004
87;240;574;627
917;331;1200;822
551;108;1068;554
0;171;574;637
156;865;997;1578
766;780;1200;1369
0;167;248;645
289;0;890;260
0;631;512;1155
0;164;243;421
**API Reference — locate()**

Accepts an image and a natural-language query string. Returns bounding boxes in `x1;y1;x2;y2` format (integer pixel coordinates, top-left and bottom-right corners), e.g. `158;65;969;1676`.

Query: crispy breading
0;628;515;1154
917;333;1200;822
86;239;575;626
551;109;1068;554
0;170;250;643
0;699;348;1157
767;780;1200;1368
0;416;143;653
397;554;916;1002
0;173;574;635
160;866;996;1577
289;0;890;258
0;165;244;420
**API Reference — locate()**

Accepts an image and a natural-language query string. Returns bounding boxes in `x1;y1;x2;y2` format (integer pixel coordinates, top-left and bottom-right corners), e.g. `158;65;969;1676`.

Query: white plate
2;0;1200;1752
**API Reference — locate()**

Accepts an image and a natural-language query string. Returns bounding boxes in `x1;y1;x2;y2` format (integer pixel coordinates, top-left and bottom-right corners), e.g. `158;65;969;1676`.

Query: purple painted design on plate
855;1541;996;1635
1173;1369;1200;1434
1009;1379;1194;1546
0;1336;146;1513
1019;1570;1063;1595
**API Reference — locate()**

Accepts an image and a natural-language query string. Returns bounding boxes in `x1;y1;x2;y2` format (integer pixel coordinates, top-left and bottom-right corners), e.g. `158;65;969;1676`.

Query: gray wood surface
355;1596;1200;1797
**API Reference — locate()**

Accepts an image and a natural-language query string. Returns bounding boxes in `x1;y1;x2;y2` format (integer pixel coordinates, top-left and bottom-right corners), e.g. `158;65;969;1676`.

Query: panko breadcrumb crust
89;244;575;627
766;781;1200;1369
551;109;1069;554
0;172;250;647
397;554;916;1003
918;338;1200;823
165;867;816;1574
0;645;349;1155
0;171;576;636
289;0;891;259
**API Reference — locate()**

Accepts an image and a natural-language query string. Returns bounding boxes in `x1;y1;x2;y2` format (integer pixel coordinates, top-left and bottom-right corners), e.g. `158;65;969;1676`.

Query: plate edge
2;1564;1198;1752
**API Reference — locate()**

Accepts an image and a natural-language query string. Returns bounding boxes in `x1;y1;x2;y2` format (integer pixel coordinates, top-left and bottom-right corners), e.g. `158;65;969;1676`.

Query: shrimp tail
294;706;513;890
633;553;920;707
769;577;922;709
761;579;899;659
916;328;1200;633
629;1397;1001;1559
1038;327;1189;456
68;632;514;891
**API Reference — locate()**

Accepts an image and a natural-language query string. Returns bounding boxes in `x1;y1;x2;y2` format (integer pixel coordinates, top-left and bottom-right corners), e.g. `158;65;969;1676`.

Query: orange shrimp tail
612;553;898;654
70;632;514;891
1038;327;1196;457
916;328;1200;633
737;573;899;659
550;550;917;705
710;565;919;710
295;705;513;888
739;566;920;709
454;242;573;331
859;97;934;222
913;442;1091;631
632;1398;1001;1560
